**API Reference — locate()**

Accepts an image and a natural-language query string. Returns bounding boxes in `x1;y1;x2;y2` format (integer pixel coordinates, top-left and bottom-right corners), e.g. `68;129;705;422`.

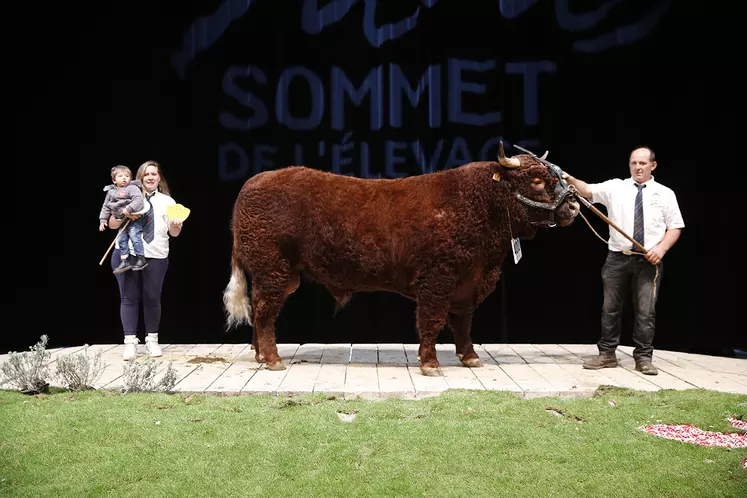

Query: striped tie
143;193;155;243
633;183;645;247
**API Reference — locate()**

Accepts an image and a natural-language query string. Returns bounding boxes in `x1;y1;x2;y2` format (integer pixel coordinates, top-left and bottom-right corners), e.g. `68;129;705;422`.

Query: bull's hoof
420;366;442;377
250;344;256;350
255;353;266;363
460;357;482;368
267;360;286;371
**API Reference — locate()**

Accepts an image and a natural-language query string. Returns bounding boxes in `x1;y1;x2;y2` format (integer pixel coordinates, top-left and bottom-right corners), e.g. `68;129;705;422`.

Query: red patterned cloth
728;417;747;431
641;418;747;450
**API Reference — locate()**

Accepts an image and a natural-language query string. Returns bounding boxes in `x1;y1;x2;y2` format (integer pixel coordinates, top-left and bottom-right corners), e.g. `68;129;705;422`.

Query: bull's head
492;142;580;227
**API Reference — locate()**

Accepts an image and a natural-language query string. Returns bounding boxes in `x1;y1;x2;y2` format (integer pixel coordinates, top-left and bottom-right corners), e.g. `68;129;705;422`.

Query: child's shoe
113;258;132;274
132;255;149;271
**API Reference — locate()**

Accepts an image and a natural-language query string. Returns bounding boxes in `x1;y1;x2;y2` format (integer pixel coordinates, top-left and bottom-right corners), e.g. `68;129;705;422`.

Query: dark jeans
599;250;663;362
111;249;169;336
117;218;145;256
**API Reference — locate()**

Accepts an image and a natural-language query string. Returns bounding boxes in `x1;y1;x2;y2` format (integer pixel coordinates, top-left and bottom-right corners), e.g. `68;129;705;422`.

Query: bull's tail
222;236;253;329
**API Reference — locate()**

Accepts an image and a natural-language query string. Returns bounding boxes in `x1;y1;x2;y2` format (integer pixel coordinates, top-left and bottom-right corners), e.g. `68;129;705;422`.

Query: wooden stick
573;194;647;253
99;219;131;266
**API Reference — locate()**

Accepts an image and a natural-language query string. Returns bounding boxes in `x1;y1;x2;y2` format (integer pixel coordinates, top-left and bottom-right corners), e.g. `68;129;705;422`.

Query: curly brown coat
223;148;579;375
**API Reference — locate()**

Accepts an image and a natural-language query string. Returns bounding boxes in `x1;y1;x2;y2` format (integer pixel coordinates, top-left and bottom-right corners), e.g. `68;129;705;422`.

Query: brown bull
223;142;580;375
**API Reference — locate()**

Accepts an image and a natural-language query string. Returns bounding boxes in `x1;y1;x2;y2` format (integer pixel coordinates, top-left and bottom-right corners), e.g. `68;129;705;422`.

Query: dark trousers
111;249;169;336
599;250;663;362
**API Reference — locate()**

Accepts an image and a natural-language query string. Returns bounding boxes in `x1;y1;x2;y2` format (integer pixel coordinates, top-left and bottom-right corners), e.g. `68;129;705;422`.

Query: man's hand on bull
645;245;666;265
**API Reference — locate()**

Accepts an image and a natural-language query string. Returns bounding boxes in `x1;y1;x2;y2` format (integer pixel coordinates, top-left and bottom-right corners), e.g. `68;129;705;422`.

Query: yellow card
166;204;191;222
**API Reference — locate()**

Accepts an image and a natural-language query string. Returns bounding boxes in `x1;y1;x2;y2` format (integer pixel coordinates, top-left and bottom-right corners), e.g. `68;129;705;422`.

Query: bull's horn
540;150;549;160
498;142;521;168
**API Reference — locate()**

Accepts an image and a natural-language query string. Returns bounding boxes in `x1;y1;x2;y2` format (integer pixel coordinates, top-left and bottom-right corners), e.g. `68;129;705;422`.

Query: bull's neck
487;187;537;237
483;186;537;267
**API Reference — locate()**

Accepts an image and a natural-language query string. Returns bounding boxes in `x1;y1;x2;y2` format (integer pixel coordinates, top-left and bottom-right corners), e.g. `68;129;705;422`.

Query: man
563;147;684;375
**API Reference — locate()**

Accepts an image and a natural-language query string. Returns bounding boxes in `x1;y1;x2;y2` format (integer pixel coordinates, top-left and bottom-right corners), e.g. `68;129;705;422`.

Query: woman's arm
108;215;123;230
108;213;142;230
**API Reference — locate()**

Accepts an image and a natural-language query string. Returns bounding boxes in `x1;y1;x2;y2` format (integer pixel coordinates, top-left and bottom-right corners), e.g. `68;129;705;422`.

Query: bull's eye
531;178;544;188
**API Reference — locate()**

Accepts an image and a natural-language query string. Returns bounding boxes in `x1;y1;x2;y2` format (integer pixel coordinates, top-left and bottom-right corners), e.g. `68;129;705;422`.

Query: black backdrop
13;1;739;356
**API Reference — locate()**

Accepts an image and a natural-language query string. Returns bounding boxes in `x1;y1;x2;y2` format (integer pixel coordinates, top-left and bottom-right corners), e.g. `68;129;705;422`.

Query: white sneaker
145;333;162;357
123;335;139;361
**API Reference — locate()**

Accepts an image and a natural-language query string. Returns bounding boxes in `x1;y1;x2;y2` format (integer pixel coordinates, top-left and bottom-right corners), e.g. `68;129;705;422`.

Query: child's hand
122;209;130;217
99;221;107;231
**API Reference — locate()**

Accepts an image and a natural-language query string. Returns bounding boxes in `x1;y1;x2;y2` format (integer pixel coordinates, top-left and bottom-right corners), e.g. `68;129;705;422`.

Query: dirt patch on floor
187;356;228;364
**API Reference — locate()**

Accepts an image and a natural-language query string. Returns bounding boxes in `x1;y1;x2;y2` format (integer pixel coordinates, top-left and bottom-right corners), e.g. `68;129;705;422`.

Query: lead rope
576;207;659;300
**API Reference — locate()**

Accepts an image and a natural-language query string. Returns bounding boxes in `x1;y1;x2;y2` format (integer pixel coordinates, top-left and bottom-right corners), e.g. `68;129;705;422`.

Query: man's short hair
633;146;656;163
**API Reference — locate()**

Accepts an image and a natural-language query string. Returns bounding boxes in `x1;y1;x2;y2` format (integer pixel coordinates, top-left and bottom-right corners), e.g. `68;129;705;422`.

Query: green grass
1;387;745;497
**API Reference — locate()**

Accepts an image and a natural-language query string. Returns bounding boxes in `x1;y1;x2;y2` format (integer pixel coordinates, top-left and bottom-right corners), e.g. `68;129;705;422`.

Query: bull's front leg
415;300;450;376
447;309;482;368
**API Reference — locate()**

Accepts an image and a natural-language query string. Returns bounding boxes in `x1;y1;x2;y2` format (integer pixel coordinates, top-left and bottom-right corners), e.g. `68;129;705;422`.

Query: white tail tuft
223;259;253;328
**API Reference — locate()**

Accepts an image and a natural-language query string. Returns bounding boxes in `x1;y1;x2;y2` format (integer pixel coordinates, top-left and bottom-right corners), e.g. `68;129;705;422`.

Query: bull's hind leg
415;300;450;376
251;270;300;370
447;309;481;368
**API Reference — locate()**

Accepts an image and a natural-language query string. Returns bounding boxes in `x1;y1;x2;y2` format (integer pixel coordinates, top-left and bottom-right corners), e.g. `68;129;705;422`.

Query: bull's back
238;165;444;229
233;165;485;291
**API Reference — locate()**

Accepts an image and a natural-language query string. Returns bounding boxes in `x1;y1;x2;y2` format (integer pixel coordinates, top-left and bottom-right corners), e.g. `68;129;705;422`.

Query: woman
108;160;184;360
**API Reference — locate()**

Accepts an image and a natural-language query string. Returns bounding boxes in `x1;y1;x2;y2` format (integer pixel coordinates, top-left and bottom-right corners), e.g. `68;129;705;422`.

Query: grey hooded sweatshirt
99;179;145;222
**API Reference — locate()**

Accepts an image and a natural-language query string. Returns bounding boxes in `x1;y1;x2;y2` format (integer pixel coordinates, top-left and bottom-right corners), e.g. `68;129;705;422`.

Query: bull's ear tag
511;237;522;264
492;172;501;182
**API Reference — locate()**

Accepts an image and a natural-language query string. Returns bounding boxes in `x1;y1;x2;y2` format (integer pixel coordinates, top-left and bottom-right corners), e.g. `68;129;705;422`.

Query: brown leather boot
583;352;618;370
635;361;658;375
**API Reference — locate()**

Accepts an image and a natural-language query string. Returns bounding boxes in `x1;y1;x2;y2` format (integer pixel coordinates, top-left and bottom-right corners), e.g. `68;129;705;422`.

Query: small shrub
55;345;107;391
121;359;178;393
0;335;52;394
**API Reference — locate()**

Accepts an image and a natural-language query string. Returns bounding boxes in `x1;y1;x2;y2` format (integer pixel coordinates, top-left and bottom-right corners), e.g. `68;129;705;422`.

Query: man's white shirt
589;176;685;252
